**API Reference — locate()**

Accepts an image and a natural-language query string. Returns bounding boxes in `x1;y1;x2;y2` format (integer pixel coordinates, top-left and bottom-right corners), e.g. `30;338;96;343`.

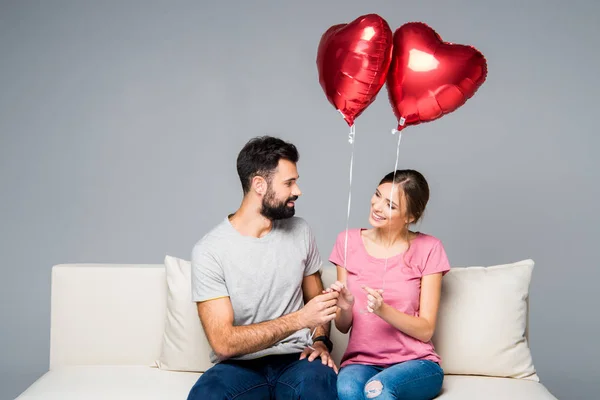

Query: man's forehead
274;159;298;179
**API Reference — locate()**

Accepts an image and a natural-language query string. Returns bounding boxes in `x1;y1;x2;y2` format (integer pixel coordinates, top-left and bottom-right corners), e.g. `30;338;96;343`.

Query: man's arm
197;291;339;361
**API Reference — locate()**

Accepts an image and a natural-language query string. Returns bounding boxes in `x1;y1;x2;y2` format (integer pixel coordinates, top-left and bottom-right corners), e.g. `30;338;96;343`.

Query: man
187;136;339;400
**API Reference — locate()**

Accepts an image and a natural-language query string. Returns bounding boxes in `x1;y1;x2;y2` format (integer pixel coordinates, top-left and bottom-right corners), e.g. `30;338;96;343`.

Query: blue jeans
187;353;338;400
337;360;443;400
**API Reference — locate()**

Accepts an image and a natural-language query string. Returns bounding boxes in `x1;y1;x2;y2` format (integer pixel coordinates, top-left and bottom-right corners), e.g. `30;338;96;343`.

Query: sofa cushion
15;366;557;400
432;259;538;381
156;255;538;382
155;256;213;372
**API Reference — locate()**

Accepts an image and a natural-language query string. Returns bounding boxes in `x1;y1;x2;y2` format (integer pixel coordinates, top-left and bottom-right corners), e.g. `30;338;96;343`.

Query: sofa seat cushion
16;366;200;400
16;366;557;400
439;375;557;399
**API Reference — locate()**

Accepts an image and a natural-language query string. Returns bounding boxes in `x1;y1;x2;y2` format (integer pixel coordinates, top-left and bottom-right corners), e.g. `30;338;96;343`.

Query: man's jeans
187;353;338;400
337;359;443;400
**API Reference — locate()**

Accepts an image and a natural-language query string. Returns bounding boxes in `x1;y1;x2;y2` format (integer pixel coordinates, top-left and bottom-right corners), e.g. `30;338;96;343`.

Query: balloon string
343;124;356;272
381;127;403;292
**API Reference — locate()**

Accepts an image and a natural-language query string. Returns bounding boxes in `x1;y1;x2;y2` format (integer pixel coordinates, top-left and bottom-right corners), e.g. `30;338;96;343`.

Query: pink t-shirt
329;228;451;368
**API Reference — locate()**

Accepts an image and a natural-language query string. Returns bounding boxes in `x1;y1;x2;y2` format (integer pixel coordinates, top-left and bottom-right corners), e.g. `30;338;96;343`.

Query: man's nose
293;185;302;197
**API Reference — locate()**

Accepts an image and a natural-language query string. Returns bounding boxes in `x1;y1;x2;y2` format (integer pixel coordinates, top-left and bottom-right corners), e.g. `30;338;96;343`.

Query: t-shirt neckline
358;228;421;263
224;215;278;242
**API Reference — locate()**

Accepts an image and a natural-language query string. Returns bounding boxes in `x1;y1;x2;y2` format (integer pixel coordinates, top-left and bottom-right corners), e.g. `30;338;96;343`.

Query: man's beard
260;189;298;220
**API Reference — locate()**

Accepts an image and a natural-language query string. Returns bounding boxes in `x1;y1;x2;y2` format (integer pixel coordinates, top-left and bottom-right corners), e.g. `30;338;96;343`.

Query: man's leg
187;361;270;400
274;356;338;400
336;364;381;400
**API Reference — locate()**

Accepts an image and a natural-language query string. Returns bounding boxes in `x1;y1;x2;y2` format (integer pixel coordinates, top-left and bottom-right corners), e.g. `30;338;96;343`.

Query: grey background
1;1;598;399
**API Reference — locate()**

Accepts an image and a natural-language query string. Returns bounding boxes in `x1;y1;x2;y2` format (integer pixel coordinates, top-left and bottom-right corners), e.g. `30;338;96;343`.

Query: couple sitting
187;136;450;400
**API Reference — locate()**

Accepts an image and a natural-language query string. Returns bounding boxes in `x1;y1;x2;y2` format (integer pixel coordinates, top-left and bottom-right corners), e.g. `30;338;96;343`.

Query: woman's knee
364;361;444;400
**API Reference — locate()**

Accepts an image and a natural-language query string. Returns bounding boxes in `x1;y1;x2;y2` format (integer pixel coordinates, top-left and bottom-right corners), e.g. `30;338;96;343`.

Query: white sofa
16;259;558;399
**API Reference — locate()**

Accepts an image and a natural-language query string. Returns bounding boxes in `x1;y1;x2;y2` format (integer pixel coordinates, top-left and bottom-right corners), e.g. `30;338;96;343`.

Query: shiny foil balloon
317;14;393;127
386;22;487;131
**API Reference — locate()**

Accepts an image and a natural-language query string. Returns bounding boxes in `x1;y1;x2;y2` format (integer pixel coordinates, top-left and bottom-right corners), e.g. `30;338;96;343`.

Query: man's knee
295;359;337;396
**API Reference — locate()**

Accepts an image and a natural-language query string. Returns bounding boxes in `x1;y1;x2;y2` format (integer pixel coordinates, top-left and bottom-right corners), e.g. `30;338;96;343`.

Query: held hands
299;291;339;373
301;291;339;329
362;286;384;314
325;281;354;311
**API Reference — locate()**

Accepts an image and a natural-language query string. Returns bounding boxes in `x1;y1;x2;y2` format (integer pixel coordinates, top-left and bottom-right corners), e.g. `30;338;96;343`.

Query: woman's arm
364;272;443;342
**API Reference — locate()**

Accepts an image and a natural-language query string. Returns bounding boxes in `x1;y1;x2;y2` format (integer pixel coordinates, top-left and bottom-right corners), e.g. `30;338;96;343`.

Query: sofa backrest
49;262;531;371
49;264;167;368
49;263;351;368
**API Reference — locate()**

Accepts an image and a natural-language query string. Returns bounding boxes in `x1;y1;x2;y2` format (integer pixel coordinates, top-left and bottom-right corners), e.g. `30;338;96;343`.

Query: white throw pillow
155;255;213;372
156;255;539;380
432;259;539;381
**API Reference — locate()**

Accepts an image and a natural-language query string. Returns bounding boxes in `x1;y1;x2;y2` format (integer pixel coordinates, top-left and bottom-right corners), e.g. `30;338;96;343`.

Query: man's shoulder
192;217;232;255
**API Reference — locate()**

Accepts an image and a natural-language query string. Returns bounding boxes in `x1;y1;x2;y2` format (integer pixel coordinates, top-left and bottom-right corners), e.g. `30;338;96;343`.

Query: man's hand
299;291;339;329
299;341;338;374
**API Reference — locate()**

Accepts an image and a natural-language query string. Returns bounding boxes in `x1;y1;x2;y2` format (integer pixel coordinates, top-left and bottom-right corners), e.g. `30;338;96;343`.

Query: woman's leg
337;364;381;400
364;360;443;400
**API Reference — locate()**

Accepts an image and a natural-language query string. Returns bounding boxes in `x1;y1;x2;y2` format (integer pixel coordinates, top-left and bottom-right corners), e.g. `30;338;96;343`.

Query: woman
328;169;450;400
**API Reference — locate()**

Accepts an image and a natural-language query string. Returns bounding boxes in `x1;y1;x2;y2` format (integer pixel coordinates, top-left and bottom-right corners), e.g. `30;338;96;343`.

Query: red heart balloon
386;22;487;131
317;14;393;127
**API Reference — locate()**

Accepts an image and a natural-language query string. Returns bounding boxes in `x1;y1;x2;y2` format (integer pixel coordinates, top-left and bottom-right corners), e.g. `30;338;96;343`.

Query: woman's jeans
337;359;443;400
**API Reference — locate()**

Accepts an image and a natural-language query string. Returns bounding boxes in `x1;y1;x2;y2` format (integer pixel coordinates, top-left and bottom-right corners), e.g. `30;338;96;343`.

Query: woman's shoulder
413;231;445;249
335;228;365;240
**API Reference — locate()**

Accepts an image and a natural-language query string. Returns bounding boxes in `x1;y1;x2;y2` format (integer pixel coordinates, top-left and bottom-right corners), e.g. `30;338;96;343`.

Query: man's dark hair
236;136;299;194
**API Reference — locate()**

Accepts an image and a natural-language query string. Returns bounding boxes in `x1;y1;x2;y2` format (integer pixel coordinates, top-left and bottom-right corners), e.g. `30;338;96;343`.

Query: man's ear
252;176;267;196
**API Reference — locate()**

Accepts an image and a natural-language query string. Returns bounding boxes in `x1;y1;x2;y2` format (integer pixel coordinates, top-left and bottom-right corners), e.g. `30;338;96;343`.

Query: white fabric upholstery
13;261;556;399
49;264;167;368
16;366;557;400
156;256;537;382
16;366;200;400
156;256;213;372
432;259;538;380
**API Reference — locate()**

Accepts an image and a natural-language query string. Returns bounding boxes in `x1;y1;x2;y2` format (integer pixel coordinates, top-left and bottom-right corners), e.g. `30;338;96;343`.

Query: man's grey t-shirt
191;216;323;363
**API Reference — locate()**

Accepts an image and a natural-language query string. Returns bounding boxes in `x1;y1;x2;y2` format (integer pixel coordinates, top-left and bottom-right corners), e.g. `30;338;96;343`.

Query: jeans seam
230;383;270;400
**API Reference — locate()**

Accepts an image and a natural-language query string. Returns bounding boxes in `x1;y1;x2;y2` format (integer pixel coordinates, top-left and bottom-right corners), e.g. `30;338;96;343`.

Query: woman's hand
362;286;384;314
326;281;354;311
